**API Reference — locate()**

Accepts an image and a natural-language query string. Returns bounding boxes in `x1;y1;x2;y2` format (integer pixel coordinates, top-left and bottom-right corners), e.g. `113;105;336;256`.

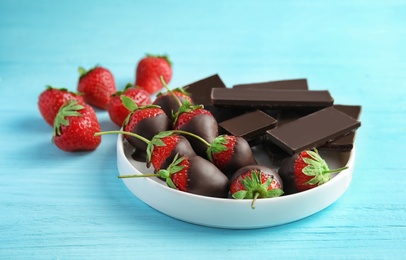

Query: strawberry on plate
108;83;152;126
278;149;348;194
53;100;101;152
172;100;218;158
78;66;116;109
38;85;84;126
119;153;229;198
135;54;172;94
230;165;284;209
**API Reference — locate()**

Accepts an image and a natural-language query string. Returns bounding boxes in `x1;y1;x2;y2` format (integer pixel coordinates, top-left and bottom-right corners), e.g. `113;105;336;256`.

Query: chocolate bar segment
233;78;308;90
182;74;248;122
219;110;277;146
182;74;227;105
211;89;334;110
265;106;361;155
318;105;362;151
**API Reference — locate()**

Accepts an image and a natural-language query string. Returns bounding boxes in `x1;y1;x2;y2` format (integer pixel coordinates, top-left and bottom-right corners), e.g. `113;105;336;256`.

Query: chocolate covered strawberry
38;86;84;126
119;153;229;198
53;100;101;152
95;130;196;171
278;149;348;195
135;54;172;94
230;165;284;209
108;83;152;126
121;96;170;159
173;131;257;178
78;66;116;109
152;76;193;125
172;100;218;158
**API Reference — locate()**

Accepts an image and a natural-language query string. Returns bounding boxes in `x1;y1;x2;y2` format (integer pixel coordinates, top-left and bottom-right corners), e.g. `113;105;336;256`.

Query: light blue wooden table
1;1;405;259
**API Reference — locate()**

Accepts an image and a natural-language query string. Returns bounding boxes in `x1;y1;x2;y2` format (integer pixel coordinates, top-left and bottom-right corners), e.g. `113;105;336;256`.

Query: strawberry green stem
323;166;349;174
118;173;159;178
160;76;183;107
94;130;150;144
171;130;211;147
251;192;259;209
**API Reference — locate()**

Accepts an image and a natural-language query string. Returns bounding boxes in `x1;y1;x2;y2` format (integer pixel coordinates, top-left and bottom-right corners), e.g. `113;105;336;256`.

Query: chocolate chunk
233;78;308;90
318;105;362;151
182;74;227;105
219;110;277;146
266;106;361;155
211;89;334;110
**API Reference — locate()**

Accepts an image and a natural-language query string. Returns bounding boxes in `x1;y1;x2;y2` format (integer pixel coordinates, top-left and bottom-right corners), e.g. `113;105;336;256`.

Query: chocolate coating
187;155;229;198
177;114;218;158
126;113;170;155
153;95;190;125
277;154;299;195
220;137;257;179
159;135;196;170
229;165;283;191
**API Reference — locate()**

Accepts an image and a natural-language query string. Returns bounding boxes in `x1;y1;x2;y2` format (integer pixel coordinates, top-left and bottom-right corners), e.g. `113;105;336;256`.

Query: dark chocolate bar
181;74;248;122
182;74;227;105
218;110;277;146
318;105;361;151
211;88;334;110
265;106;361;155
233;78;308;90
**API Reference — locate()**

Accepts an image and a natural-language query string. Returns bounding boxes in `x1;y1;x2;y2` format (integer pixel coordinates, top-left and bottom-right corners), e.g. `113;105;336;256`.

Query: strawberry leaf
121;95;138;112
266;188;284;198
166;178;177;189
53;100;84;136
232;190;248;199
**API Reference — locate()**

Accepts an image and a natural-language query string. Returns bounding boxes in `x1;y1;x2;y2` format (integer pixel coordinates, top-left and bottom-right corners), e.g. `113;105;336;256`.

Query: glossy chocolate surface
219;137;257;179
211;89;334;110
187;155;229;198
233;78;308;90
266;106;361;155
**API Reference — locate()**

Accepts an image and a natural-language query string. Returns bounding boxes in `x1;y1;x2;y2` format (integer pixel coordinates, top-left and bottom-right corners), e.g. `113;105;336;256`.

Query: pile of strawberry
38;54;347;209
38;54;171;151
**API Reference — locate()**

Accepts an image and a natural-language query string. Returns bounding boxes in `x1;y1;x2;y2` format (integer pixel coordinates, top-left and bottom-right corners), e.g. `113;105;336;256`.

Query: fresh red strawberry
108;83;152;126
172;101;218;158
278;149;348;194
120;96;170;159
38;86;84;126
135;54;172;94
119;153;229;198
53;100;101;152
230;165;284;209
77;66;116;109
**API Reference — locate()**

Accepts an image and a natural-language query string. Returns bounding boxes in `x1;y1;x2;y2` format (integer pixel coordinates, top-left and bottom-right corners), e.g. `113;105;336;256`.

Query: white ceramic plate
117;134;355;229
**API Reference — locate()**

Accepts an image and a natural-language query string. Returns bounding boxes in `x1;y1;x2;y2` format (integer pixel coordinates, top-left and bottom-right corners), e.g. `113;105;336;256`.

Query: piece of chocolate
211;89;334;110
182;74;248;122
233;78;308;90
219;110;277;146
265;106;361;155
182;74;227;105
318;105;362;151
276;105;362;151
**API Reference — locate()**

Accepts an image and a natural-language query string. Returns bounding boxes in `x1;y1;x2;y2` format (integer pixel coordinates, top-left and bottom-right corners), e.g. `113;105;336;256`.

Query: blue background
1;0;405;259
